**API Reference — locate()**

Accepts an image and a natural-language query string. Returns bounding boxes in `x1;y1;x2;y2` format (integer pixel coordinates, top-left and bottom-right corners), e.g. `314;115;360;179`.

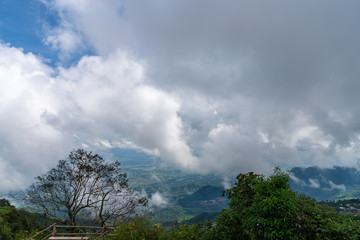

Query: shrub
106;218;163;240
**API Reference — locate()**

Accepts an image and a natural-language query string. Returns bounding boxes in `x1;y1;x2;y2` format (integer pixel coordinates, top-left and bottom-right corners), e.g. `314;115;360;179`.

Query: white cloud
199;123;272;174
44;27;83;58
0;44;178;191
0;44;71;191
308;179;320;188
112;139;160;156
327;181;346;192
3;1;360;191
0;44;200;191
289;174;307;187
222;176;231;190
51;51;199;169
149;192;168;208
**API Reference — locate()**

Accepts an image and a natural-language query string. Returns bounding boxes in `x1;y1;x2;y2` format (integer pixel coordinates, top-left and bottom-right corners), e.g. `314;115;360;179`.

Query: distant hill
178;185;225;205
176;185;227;216
155;185;227;226
110;149;227;223
184;212;219;225
319;198;360;214
289;166;360;201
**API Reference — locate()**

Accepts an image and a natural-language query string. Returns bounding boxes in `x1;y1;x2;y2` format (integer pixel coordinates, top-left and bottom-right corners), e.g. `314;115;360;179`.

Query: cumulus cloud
50;51;199;169
0;44;71;192
2;1;360;191
0;44;199;191
38;0;360;170
148;192;169;208
44;26;84;58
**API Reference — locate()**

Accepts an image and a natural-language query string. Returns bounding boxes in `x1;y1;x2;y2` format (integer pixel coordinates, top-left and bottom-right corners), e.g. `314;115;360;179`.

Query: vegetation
2;167;360;239
0;199;40;240
25;149;148;227
204;168;360;240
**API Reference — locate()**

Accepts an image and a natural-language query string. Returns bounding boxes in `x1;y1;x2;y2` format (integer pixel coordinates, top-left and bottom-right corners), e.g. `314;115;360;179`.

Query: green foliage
106;218;202;240
0;224;39;240
212;168;299;239
0;204;40;240
106;218;164;240
246;168;299;239
153;206;191;224
4;167;360;239
203;208;247;240
160;223;200;240
204;167;360;240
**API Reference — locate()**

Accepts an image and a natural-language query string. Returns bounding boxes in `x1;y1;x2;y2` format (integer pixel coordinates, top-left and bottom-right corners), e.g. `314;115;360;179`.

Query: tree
210;168;299;240
25;149;148;227
0;198;13;207
205;168;360;240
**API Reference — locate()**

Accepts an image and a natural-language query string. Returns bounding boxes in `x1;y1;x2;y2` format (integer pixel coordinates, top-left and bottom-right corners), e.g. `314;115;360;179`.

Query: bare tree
25;149;148;226
92;185;148;227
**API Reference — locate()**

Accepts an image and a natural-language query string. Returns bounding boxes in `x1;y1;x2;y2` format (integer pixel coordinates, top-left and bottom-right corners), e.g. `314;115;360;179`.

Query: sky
1;0;360;192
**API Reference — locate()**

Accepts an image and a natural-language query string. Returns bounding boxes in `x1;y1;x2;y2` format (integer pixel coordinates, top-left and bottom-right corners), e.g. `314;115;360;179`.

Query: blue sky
0;0;94;66
1;0;360;192
0;1;55;59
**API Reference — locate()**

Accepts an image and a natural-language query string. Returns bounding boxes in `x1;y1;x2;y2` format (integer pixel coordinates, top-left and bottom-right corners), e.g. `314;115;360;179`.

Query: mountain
155;185;227;226
178;185;226;207
289;166;360;201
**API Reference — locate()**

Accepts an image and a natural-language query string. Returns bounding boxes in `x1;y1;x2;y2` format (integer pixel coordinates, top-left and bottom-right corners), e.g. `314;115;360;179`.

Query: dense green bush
0;223;39;240
0;203;41;240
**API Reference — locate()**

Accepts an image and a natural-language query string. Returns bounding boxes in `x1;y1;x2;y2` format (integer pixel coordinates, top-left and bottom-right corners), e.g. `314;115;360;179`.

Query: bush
106;218;163;240
106;218;203;240
0;205;41;240
160;223;200;240
0;224;40;240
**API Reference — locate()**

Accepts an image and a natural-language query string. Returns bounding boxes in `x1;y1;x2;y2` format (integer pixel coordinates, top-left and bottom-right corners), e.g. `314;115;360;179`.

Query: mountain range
289;166;360;201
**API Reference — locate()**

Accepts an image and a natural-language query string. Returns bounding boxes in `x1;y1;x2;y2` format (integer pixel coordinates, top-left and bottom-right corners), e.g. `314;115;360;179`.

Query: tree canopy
25;149;148;226
204;167;360;240
0;198;12;207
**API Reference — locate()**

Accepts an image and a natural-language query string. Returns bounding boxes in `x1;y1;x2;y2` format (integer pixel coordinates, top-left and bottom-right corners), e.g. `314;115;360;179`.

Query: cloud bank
2;1;360;191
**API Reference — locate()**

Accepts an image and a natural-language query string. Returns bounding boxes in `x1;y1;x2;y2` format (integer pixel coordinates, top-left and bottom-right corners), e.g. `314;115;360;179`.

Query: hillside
289;166;360;201
320;199;360;215
110;149;228;224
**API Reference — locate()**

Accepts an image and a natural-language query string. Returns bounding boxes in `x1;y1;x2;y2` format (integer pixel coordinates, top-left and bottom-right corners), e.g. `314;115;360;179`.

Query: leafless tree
92;185;148;227
25;149;148;226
